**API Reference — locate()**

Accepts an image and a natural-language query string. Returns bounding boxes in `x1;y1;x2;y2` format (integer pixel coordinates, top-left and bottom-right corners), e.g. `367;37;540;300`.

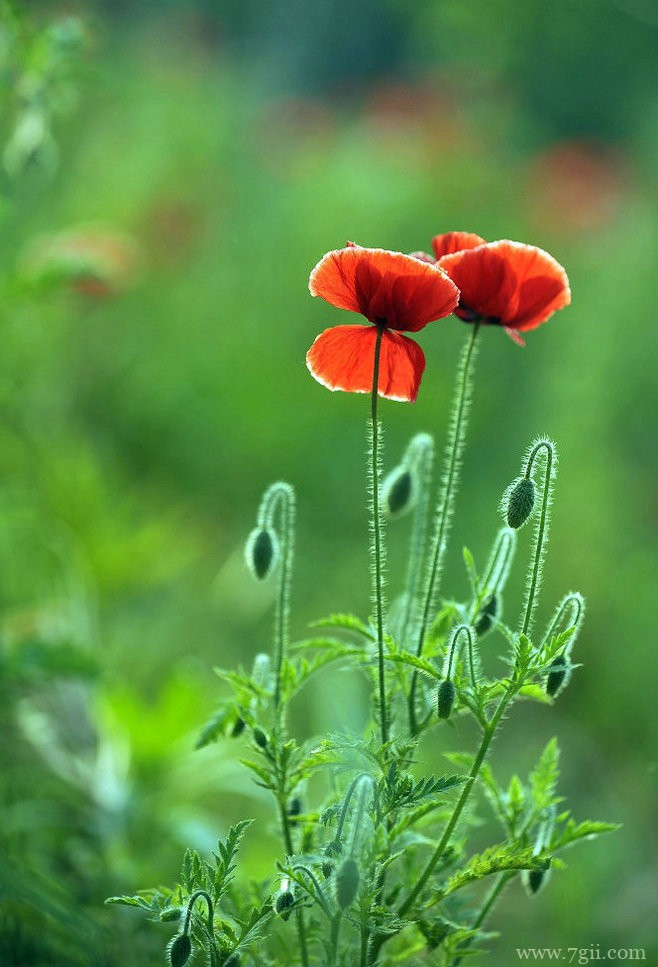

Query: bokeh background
1;1;656;964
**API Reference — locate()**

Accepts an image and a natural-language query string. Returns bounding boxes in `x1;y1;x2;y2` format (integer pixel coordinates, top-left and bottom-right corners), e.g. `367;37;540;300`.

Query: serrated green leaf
309;613;374;639
384;649;441;680
529;738;561;812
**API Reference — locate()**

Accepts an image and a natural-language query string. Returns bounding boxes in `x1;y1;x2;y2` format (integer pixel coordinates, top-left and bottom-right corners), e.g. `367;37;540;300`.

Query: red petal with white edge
431;231;487;260
306;325;426;402
486;241;571;331
309;245;458;332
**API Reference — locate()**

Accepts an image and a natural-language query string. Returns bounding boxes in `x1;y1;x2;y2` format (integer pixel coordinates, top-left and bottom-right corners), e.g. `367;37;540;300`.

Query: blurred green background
1;0;656;964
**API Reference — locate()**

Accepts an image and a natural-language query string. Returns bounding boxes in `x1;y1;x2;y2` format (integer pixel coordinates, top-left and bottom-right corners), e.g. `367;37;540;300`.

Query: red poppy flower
430;233;570;344
307;243;459;402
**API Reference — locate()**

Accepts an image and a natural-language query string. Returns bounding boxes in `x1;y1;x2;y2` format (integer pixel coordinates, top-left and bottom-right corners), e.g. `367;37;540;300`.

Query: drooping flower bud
437;679;456;720
474;593;498;636
252;727;268;749
381;467;415;518
245;526;280;580
168;933;192;967
505;477;535;529
546;654;570;697
525;858;551;895
230;715;246;738
274;882;295;920
335;857;360;909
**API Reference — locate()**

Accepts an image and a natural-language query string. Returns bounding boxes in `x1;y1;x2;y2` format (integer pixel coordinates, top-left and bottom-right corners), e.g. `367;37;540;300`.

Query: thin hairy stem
521;441;555;637
409;324;480;734
279;802;310;967
399;434;434;650
449;871;515;967
398;688;511;917
541;592;584;649
369;325;388;746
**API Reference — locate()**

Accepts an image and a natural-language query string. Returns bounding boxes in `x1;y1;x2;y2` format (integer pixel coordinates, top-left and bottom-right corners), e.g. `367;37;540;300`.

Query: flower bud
230;715;246;738
546;654;570;697
525;858;551;895
335;857;360;909
505;477;535;529
245;527;279;580
168;933;192;967
252;727;268;749
288;797;302;824
474;593;498;636
382;467;414;518
437;679;456;720
274;888;295;920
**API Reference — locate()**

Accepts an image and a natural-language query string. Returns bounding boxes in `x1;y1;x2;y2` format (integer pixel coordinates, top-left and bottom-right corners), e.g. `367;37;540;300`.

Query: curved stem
408;324;480;734
520;441;555;638
369;325;388;746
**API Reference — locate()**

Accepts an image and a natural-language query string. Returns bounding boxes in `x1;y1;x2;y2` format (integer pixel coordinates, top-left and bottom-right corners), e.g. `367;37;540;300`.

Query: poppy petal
306;325;426;402
439;246;519;322
309;245;458;332
431;231;487;260
485;241;571;331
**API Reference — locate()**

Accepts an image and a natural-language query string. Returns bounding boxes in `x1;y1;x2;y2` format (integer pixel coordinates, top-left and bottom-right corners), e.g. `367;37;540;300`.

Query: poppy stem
520;439;556;638
369;324;388;747
408;323;480;735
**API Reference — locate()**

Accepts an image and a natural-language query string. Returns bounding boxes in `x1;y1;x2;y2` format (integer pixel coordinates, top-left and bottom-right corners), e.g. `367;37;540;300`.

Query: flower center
374;316;387;328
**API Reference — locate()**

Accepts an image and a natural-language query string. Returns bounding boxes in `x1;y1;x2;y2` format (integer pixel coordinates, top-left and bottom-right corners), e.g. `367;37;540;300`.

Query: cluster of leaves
109;512;617;965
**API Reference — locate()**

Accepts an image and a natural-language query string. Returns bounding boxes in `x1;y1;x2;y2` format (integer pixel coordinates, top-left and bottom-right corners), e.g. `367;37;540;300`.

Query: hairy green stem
520;441;555;637
279;801;309;967
398;434;434;650
398;688;511;917
408;324;480;734
449;871;515;967
369;325;388;746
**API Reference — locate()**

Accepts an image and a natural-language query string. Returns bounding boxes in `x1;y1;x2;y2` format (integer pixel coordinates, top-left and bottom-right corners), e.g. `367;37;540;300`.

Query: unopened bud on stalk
526;858;551;895
245;527;279;580
382;467;414;518
252;727;268;749
437;679;456;720
230;715;246;738
546;654;570;697
274;883;295;920
504;476;535;529
168;933;192;967
335;857;360;909
474;593;498;636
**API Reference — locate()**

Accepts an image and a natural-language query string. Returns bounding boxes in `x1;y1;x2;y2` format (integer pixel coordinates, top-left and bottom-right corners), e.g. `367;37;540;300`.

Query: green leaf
551;818;621;852
529;738;562;812
384;649;441;680
309;613;374;639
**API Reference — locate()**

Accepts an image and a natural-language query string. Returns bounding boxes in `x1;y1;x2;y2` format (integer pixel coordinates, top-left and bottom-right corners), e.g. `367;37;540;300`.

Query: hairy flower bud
168;933;192;967
474;593;498;636
505;477;535;529
437;679;456;720
252;727;268;749
245;527;279;580
546;654;570;697
526;858;551;895
382;467;414;518
335;857;360;909
274;888;295;920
